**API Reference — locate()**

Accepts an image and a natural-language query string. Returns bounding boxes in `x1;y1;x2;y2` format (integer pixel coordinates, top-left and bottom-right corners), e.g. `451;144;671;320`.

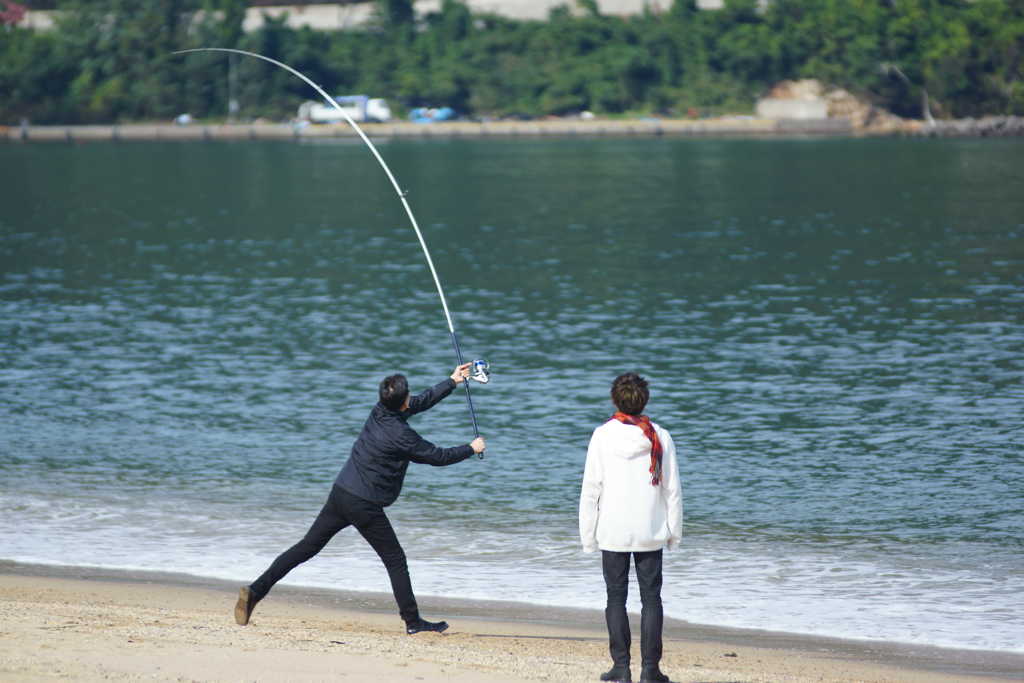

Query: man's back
336;378;474;506
580;419;682;553
578;372;678;683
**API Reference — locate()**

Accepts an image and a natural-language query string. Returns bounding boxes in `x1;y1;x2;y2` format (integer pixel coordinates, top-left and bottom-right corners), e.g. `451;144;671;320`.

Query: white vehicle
298;95;391;123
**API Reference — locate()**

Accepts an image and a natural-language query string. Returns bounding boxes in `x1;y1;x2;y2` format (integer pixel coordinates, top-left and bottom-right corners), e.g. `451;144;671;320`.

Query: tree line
1;0;1022;125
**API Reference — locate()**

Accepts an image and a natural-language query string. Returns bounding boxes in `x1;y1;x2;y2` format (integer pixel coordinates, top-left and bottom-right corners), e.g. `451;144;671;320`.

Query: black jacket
334;378;474;506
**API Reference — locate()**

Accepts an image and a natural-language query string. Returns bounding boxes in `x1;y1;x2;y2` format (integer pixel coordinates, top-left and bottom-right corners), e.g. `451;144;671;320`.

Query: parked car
298;95;392;124
409;106;456;123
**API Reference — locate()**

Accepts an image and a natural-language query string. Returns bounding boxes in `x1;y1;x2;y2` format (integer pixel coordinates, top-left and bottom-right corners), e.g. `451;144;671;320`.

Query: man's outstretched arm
404;363;472;416
403;430;484;466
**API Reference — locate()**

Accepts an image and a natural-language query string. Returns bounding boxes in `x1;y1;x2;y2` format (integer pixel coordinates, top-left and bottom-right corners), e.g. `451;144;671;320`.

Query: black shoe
234;586;258;626
640;667;669;682
600;667;632;682
405;618;449;634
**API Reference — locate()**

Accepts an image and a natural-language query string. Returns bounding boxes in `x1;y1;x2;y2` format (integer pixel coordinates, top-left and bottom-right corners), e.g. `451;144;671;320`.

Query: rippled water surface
1;137;1022;651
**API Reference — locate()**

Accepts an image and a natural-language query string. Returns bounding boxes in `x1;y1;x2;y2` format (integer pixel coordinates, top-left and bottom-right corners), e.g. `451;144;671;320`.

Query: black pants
250;485;420;623
602;549;664;671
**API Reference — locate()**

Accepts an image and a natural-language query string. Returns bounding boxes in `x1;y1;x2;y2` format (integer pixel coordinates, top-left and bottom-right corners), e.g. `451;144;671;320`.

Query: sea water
1;137;1021;652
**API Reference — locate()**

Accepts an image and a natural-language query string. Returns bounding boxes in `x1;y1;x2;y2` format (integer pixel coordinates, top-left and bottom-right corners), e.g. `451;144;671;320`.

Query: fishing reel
469;359;490;384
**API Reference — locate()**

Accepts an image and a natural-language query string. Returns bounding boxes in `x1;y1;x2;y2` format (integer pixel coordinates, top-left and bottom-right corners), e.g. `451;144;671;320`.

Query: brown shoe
234;586;257;625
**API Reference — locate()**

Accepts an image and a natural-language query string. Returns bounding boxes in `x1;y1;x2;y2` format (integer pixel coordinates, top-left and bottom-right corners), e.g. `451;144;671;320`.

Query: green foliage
374;0;413;30
1;0;1022;124
49;0;199;122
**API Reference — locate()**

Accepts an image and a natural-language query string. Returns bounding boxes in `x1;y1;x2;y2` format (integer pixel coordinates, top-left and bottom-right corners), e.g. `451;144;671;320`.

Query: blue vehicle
409;107;456;123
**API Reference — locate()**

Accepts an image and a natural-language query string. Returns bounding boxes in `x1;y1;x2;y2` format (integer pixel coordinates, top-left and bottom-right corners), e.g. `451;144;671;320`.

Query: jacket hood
604;420;655;461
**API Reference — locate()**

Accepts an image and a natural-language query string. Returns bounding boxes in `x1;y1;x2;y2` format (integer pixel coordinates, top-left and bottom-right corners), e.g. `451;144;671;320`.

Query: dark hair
379;374;410;410
611;372;649;415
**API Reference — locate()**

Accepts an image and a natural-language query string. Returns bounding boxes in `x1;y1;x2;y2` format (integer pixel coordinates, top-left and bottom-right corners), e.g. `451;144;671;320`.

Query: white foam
2;491;1021;653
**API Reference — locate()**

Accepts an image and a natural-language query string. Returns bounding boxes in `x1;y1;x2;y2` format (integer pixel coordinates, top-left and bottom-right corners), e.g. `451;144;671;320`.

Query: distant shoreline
2;117;880;143
6;116;1023;142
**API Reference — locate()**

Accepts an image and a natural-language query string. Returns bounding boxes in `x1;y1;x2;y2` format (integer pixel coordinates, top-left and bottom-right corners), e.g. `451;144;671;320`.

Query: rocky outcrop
918;116;1024;137
759;79;912;133
761;79;1024;137
822;87;910;134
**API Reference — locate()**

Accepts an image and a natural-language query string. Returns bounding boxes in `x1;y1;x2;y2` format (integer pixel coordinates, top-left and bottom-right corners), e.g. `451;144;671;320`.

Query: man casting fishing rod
235;362;486;634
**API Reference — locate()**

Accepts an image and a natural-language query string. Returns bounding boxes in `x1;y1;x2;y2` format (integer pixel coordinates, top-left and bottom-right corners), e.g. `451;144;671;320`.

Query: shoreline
2;560;1021;682
4;117;874;143
4;116;1022;143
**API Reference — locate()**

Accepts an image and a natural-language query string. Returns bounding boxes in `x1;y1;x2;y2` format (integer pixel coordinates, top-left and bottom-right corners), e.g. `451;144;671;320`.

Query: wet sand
1;562;1021;682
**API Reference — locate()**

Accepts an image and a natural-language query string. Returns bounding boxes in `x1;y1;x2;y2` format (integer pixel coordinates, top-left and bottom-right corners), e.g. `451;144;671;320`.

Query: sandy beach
1;563;1020;682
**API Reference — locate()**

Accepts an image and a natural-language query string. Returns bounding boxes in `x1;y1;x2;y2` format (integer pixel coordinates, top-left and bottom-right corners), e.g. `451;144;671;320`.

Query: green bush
0;0;1021;124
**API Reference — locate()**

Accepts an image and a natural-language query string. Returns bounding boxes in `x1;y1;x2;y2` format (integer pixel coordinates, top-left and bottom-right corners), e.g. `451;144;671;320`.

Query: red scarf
610;412;662;485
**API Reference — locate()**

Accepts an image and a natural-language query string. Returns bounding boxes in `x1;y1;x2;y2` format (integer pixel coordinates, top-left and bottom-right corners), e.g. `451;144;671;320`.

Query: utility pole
228;52;239;121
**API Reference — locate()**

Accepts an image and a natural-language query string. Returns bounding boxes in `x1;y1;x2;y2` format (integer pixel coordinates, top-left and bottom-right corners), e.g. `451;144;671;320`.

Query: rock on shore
919;116;1024;137
759;79;1024;137
760;79;911;134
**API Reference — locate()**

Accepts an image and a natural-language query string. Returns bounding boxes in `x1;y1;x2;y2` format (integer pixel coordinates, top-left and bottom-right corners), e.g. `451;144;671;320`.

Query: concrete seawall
3;117;861;143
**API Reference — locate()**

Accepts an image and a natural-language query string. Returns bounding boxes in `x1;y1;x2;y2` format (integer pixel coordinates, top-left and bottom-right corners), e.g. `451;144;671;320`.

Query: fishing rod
173;47;486;456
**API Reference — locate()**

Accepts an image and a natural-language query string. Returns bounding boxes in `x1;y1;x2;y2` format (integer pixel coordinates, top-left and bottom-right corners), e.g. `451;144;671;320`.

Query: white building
20;1;751;32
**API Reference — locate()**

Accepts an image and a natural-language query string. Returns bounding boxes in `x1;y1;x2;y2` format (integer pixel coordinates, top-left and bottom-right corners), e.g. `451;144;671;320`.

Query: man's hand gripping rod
173;48;484;455
451;334;484;458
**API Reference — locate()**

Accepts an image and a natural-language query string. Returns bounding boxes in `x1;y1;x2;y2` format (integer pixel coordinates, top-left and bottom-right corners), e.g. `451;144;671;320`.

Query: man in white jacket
579;373;682;683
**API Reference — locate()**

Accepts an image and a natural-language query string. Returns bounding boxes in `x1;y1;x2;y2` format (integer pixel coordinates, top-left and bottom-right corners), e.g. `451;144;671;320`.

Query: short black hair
379;374;410;410
611;372;649;415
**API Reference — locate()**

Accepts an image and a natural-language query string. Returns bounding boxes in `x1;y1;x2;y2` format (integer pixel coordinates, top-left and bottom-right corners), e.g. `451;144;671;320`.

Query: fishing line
173;47;484;454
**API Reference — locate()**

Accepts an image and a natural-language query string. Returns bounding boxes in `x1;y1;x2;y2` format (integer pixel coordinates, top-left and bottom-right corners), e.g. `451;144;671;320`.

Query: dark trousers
602;549;664;671
250;485;420;623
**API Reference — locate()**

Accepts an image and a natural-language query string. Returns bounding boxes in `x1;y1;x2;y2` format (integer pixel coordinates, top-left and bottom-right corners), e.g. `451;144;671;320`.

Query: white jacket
579;419;682;553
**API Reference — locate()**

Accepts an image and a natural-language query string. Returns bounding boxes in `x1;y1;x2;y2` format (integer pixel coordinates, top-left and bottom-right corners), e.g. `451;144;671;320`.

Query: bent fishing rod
173;47;485;455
